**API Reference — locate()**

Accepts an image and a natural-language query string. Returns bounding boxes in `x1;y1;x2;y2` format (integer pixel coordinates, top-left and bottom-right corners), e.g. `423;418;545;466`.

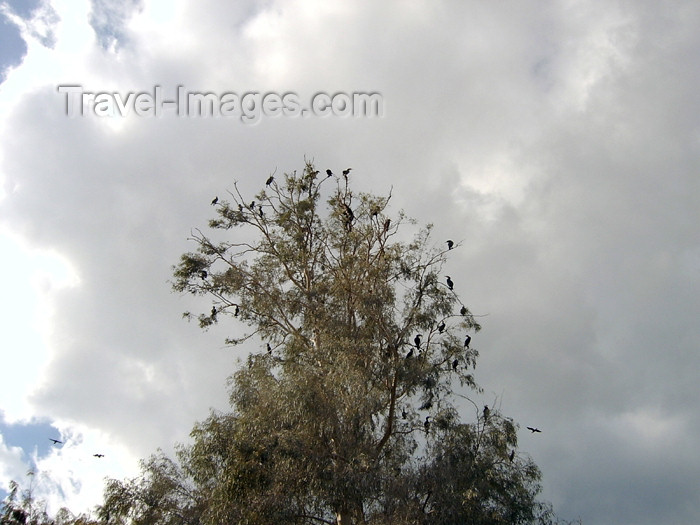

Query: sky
0;0;698;523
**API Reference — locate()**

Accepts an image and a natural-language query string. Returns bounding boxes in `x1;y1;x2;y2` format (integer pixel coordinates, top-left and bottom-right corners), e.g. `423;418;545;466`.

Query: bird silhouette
49;438;62;445
342;168;352;176
437;321;445;333
527;427;542;433
509;450;515;462
424;416;431;432
342;203;355;223
93;454;104;458
266;343;272;354
464;335;471;348
200;270;207;279
405;348;414;359
460;305;467;316
259;207;264;218
326;169;333;177
383;218;391;232
446;240;454;250
234;305;240;317
211;306;217;317
452;359;459;370
446;276;454;290
266;175;274;185
402;409;408;419
211;196;218;205
414;334;422;349
483;405;490;419
249;201;255;209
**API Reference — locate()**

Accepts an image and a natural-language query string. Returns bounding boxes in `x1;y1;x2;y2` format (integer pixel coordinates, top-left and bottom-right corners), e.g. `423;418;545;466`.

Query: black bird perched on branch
437;321;445;333
49;438;62;445
446;276;454;290
200;270;207;279
266;343;272;354
326;169;333;177
259;207;264;218
211;196;218;205
211;306;217;318
342;203;354;222
402;409;407;419
460;305;467;316
446;239;454;250
452;359;459;371
424;416;431;432
464;335;471;348
405;348;414;359
509;450;516;462
483;405;490;419
266;175;274;186
414;334;422;349
527;427;542;433
342;168;352;176
383;218;391;232
250;201;255;209
234;305;240;317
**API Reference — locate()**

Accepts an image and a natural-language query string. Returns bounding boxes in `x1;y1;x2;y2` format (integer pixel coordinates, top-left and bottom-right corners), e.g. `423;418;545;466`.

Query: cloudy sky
1;0;699;523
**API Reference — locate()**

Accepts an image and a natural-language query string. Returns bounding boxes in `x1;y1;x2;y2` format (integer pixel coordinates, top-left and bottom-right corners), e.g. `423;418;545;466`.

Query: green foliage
0;472;99;525
98;161;568;524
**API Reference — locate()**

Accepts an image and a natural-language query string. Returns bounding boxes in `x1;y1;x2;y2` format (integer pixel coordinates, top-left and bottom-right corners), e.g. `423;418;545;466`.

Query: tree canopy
90;161;567;524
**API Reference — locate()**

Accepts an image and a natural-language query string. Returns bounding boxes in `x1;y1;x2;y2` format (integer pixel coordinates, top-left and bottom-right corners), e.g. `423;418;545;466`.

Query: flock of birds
208;170;542;440
48;438;104;458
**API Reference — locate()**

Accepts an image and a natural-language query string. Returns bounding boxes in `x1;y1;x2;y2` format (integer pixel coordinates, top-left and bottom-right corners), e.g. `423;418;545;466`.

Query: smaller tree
0;472;99;525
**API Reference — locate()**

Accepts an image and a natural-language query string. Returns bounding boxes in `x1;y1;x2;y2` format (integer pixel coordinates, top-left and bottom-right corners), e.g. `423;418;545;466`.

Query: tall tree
99;162;563;524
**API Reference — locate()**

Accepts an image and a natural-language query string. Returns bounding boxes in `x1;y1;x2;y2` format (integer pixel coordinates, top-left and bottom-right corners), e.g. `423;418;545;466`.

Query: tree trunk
336;510;353;525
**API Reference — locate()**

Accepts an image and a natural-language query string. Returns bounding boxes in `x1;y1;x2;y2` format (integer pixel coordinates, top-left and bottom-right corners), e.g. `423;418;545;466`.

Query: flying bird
49;438;62;445
211;196;218;205
446;276;454;290
446;240;454;250
326;169;333;177
93;454;104;458
342;168;352;176
464;335;471;348
414;334;422;349
527;427;542;433
437;321;445;333
266;175;274;186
